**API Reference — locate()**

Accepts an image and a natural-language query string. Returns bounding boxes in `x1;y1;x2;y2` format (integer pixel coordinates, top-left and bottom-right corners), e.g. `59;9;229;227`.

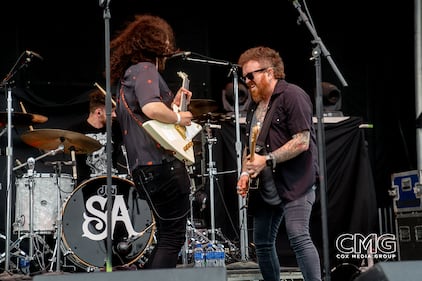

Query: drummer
67;88;124;186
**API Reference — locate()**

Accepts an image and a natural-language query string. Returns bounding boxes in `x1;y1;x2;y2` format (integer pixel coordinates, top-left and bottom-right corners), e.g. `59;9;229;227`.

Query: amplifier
395;212;422;260
390;170;422;213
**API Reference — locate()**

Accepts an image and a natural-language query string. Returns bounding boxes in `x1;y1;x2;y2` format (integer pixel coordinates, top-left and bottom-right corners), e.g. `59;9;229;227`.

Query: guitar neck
250;123;260;161
177;71;190;112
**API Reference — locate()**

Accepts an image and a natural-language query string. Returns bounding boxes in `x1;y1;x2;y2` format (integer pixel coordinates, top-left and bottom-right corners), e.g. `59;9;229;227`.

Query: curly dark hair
237;46;286;79
110;14;177;84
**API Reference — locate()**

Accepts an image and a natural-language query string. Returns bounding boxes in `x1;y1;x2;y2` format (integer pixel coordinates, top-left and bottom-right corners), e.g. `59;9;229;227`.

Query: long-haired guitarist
110;14;193;269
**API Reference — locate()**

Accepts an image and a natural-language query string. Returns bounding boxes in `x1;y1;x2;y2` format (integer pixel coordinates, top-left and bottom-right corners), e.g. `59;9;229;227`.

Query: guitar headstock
177;71;190;90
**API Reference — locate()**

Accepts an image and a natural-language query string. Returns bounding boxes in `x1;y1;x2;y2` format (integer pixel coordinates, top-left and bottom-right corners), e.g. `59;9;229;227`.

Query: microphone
27;157;35;170
116;241;132;255
25;50;44;61
169;51;191;59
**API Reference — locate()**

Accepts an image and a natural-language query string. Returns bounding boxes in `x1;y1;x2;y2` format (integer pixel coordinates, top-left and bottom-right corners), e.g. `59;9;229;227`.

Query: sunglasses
241;67;269;82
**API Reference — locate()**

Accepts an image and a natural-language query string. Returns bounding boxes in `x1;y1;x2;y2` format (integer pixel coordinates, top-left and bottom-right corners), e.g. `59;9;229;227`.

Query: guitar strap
256;80;287;149
253;80;288;206
118;86;144;128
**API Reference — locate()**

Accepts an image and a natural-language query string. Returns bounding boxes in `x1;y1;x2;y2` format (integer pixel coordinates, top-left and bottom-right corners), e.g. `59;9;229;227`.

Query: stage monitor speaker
33;267;227;281
354;261;422;281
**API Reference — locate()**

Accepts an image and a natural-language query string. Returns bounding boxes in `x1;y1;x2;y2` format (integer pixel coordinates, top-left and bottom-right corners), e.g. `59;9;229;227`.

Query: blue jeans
253;188;321;281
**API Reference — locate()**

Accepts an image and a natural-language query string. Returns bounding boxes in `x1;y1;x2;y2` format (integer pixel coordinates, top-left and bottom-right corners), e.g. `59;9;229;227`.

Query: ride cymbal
0;112;48;127
188;99;219;117
20;129;102;154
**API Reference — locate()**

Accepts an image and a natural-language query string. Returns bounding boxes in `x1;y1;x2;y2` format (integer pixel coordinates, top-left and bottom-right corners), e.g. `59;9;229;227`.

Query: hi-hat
21;129;102;154
188;99;219;117
0;112;48;127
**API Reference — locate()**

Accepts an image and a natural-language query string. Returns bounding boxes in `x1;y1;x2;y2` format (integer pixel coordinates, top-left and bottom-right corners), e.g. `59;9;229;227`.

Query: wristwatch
266;153;276;169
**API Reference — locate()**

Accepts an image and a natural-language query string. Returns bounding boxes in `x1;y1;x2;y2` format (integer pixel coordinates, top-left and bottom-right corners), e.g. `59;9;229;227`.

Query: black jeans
132;159;190;268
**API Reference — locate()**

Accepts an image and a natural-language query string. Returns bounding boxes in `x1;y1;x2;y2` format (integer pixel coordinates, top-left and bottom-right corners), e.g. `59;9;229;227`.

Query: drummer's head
88;90;117;125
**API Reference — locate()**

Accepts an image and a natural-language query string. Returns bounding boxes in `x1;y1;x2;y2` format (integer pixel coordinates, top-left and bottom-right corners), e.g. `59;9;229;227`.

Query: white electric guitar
142;71;202;165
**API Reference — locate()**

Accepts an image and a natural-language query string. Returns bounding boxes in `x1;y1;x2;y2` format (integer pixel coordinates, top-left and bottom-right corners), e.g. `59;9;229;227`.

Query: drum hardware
47;161;75;273
11;145;68;274
12;155;60;274
115;222;156;254
179;122;239;265
120;144;131;178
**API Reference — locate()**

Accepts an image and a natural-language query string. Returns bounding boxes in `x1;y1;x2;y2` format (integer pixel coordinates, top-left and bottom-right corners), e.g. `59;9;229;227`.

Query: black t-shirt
67;119;125;186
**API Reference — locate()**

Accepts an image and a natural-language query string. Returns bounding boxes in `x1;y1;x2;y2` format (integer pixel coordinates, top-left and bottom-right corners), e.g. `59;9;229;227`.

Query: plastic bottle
205;243;216;267
216;243;226;267
193;242;205;267
19;257;30;275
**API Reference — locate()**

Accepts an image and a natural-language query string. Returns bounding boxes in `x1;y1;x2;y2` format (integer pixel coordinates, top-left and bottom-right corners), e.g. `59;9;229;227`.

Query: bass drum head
61;176;155;271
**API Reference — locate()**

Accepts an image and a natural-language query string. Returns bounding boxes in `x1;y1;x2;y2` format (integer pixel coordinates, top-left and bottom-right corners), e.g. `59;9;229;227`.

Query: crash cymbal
20;129;102;154
188;99;219;117
0;112;48;127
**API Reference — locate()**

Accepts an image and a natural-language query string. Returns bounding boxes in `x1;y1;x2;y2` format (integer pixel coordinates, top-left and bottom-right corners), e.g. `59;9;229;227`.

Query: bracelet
175;112;181;124
268;152;276;169
240;171;249;178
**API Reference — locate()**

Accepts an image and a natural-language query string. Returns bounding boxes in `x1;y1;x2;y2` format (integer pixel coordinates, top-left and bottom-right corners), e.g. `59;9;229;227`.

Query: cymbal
188;99;219;117
0;112;48;127
20;129;102;154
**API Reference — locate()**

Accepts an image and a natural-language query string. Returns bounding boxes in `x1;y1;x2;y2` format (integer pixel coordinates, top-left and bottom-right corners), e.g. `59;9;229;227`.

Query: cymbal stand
48;161;65;272
204;122;222;243
1;50;29;274
181;164;200;265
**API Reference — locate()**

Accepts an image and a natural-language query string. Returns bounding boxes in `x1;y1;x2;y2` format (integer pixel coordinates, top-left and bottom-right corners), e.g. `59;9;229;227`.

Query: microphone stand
184;53;249;261
291;1;348;280
0;51;35;274
99;0;113;272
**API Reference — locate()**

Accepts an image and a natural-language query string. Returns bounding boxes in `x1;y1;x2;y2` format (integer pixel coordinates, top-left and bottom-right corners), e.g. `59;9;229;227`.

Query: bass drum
61;176;155;271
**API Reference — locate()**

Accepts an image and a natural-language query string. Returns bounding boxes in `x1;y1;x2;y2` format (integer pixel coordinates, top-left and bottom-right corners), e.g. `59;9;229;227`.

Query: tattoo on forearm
272;131;310;163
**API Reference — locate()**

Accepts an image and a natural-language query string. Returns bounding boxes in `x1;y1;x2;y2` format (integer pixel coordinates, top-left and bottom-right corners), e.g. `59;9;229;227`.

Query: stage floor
0;263;304;281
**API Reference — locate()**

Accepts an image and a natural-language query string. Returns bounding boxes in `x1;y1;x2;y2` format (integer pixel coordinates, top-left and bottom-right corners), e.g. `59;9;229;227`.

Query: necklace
256;100;269;124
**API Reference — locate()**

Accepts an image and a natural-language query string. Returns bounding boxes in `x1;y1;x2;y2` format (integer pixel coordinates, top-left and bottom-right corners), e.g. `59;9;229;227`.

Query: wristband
175;112;181;124
240;171;249;178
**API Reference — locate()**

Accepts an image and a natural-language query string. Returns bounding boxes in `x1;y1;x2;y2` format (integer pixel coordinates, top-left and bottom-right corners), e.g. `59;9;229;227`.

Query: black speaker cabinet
354;261;422;281
395;212;422;260
33;267;226;281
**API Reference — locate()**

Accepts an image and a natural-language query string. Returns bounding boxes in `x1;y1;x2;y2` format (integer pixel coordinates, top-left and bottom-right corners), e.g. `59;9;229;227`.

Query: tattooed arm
271;130;310;163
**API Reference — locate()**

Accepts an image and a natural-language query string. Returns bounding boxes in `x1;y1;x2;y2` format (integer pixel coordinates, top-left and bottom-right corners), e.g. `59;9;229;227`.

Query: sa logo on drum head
61;176;155;270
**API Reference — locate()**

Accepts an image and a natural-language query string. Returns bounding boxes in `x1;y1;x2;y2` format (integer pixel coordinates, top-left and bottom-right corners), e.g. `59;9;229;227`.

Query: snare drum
14;173;74;234
61;176;155;270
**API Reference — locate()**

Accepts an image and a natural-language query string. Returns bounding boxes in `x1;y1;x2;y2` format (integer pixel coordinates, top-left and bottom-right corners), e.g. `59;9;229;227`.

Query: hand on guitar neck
248;124;261;189
236;123;262;198
172;71;193;124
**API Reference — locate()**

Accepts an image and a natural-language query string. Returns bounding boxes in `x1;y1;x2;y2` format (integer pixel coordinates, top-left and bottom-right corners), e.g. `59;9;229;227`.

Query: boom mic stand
291;1;348;280
99;0;114;272
183;53;249;261
0;51;38;274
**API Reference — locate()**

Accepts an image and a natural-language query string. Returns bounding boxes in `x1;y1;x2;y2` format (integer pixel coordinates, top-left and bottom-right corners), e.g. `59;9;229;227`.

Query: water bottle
193;242;205;267
19;257;30;275
216;243;226;267
205;243;216;267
